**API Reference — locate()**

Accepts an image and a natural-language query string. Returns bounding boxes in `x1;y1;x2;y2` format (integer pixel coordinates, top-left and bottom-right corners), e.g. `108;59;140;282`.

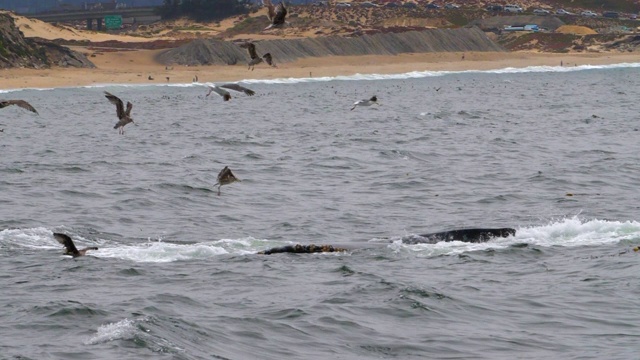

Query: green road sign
104;15;122;30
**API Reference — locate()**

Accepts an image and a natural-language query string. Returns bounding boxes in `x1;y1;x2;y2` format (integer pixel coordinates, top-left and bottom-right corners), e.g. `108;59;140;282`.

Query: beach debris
104;91;134;135
214;166;240;196
0;99;38;114
206;84;256;102
351;95;380;111
239;42;276;71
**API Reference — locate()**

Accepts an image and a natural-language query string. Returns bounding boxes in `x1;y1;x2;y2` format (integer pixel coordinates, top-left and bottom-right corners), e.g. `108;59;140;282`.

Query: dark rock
0;11;94;69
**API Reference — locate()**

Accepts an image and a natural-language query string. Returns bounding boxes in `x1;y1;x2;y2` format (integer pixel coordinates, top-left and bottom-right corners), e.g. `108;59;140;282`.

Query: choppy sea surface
1;63;640;359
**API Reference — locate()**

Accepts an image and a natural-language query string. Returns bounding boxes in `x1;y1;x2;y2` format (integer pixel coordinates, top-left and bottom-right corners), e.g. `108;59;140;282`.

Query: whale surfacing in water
258;227;516;255
258;244;347;255
404;227;516;244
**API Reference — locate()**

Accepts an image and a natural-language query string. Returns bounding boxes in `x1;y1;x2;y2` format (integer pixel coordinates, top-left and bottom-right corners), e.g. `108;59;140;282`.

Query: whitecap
85;318;137;345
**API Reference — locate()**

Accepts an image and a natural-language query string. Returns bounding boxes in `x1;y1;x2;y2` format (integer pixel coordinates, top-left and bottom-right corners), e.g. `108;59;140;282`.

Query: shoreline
2;50;639;90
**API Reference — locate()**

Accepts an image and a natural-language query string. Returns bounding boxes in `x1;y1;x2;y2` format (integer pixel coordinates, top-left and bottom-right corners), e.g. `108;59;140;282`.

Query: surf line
257;227;516;255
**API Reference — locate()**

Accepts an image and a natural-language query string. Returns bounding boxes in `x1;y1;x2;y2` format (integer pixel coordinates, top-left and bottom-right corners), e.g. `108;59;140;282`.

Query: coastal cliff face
156;27;505;66
0;12;94;69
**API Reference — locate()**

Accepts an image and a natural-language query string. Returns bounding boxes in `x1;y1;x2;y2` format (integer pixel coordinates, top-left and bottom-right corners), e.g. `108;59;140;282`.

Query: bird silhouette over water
206;84;256;101
0;99;38;114
104;91;134;134
351;96;380;111
263;0;288;30
239;42;276;71
214;166;240;196
54;233;98;258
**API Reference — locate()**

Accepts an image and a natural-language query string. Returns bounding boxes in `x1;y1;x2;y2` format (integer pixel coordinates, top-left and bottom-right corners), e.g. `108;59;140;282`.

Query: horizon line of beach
2;50;639;91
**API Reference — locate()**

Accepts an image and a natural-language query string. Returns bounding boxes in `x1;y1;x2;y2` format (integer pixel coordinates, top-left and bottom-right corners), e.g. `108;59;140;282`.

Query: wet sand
1;49;638;90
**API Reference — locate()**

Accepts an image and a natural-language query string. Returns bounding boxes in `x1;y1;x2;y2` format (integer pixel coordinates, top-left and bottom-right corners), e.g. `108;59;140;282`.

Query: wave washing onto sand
242;62;640;84
1;217;639;261
1;62;639;94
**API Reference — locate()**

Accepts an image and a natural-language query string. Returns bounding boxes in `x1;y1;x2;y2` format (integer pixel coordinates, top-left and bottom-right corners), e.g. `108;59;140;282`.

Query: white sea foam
0;227;61;250
2;62;639;93
393;216;640;256
2;219;638;261
85;318;137;345
92;236;276;262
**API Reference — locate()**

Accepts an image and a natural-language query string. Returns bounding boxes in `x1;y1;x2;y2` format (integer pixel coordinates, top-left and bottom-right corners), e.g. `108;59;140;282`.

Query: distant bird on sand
239;42;276;71
0;99;38;114
351;96;380;111
214;166;240;196
206;84;256;101
54;233;98;258
104;91;134;134
263;0;288;30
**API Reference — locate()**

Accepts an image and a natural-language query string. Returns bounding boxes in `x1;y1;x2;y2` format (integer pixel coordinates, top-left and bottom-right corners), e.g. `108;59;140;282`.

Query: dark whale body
259;227;516;255
404;227;516;244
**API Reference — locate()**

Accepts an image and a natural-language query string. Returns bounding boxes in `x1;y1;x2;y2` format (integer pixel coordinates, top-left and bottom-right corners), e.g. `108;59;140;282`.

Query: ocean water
1;63;640;359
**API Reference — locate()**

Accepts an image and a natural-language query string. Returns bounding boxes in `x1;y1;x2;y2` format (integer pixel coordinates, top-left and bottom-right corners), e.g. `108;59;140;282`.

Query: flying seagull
239;42;276;71
54;233;98;258
263;0;288;30
104;91;134;134
206;84;256;101
214;166;240;196
0;100;38;114
351;96;380;111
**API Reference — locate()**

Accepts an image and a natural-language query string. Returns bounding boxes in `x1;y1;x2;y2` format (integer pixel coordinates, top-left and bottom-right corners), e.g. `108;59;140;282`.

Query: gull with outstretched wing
0;99;38;114
206;84;256;101
104;91;134;134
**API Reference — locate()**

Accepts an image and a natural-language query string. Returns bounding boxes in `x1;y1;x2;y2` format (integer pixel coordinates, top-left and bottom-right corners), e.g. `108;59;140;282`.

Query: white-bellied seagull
206;84;256;101
351;96;380;111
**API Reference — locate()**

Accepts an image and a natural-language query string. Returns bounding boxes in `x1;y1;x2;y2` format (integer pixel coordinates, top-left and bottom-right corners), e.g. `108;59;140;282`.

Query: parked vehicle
503;4;523;13
503;24;540;32
384;2;399;8
602;11;619;18
336;2;351;7
444;3;460;9
486;4;502;11
581;10;598;17
503;25;524;31
360;1;378;7
556;9;574;15
426;3;440;9
533;9;550;15
403;2;418;8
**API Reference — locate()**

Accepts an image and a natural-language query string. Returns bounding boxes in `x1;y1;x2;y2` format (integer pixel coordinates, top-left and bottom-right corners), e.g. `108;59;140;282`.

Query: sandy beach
2;49;639;90
2;9;639;91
